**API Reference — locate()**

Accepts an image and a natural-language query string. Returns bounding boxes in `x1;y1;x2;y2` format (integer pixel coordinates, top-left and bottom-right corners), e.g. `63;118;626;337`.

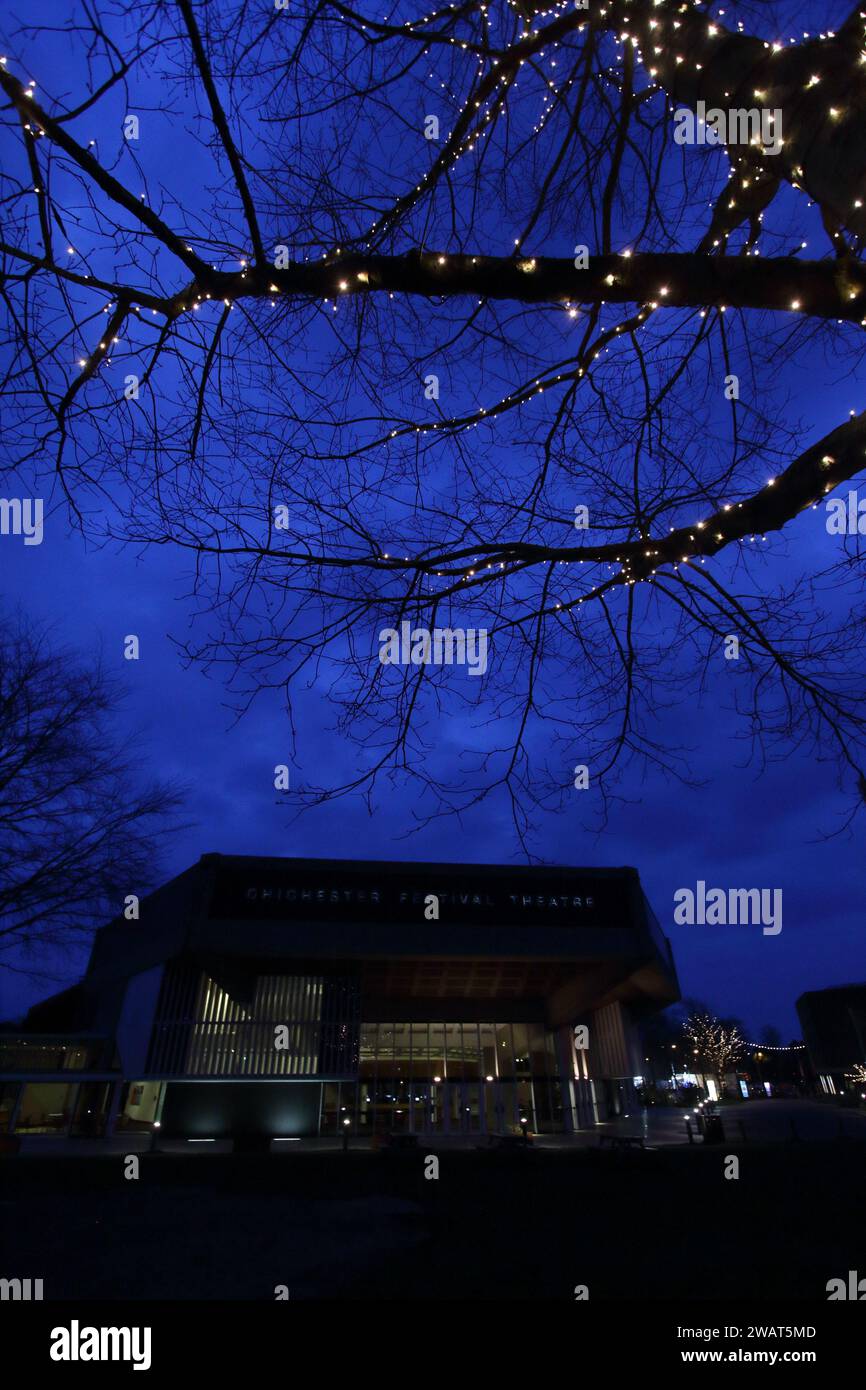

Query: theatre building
796;983;866;1096
0;855;679;1142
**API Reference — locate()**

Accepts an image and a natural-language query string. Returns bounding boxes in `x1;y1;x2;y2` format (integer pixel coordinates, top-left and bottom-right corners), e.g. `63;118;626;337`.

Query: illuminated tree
684;1010;745;1093
2;1;866;842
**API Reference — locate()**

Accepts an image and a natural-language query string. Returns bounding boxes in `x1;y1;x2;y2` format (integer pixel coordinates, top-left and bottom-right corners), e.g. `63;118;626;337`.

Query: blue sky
3;471;862;1037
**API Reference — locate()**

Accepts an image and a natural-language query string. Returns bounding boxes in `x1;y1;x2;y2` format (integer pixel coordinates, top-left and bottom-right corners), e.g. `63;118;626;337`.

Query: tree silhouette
2;0;865;842
0;614;184;980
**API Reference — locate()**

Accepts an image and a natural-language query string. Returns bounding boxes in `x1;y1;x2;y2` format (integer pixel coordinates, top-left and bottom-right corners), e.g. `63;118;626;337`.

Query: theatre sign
209;862;633;928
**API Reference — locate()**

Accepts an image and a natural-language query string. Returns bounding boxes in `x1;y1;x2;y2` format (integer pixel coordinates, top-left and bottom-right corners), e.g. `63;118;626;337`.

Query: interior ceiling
359;959;608;999
202;955;642;1004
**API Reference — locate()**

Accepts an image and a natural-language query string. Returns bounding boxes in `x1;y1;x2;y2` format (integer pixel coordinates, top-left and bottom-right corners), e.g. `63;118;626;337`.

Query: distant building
0;854;679;1142
796;983;866;1095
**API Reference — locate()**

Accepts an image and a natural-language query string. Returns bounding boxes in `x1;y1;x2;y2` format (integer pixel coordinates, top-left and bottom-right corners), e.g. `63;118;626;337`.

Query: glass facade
319;1076;565;1135
0;1003;573;1138
143;970;568;1133
0;1038;114;1071
324;1021;565;1136
116;1080;165;1131
356;1020;557;1082
14;1082;79;1134
0;1082;18;1131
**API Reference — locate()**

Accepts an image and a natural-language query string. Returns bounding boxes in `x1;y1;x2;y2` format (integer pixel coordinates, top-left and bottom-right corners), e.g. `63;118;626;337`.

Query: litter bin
702;1114;725;1144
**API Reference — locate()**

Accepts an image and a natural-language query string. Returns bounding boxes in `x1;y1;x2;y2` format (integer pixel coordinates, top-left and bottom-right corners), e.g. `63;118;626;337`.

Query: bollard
685;1119;694;1144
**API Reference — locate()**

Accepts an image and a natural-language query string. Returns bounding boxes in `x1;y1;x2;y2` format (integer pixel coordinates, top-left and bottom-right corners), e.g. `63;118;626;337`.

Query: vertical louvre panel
146;960;199;1074
149;968;359;1077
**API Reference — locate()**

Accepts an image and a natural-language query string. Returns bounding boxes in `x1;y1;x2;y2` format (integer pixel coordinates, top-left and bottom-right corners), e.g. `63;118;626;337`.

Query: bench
373;1132;420;1152
598;1134;645;1151
477;1133;534;1151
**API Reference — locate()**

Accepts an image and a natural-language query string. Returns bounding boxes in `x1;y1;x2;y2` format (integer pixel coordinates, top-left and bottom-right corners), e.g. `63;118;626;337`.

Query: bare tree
1;0;865;845
0;614;184;978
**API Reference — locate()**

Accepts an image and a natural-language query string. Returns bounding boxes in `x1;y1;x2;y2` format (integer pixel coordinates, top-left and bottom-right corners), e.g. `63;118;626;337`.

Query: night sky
1;0;863;1036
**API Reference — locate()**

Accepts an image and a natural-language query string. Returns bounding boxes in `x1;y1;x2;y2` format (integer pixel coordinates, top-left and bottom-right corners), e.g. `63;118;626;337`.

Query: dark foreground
4;1135;865;1302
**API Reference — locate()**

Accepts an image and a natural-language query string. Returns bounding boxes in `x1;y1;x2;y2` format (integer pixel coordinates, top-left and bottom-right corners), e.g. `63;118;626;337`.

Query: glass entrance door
406;1081;545;1136
463;1083;482;1134
446;1082;483;1135
407;1082;450;1134
405;1082;485;1134
69;1082;111;1137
